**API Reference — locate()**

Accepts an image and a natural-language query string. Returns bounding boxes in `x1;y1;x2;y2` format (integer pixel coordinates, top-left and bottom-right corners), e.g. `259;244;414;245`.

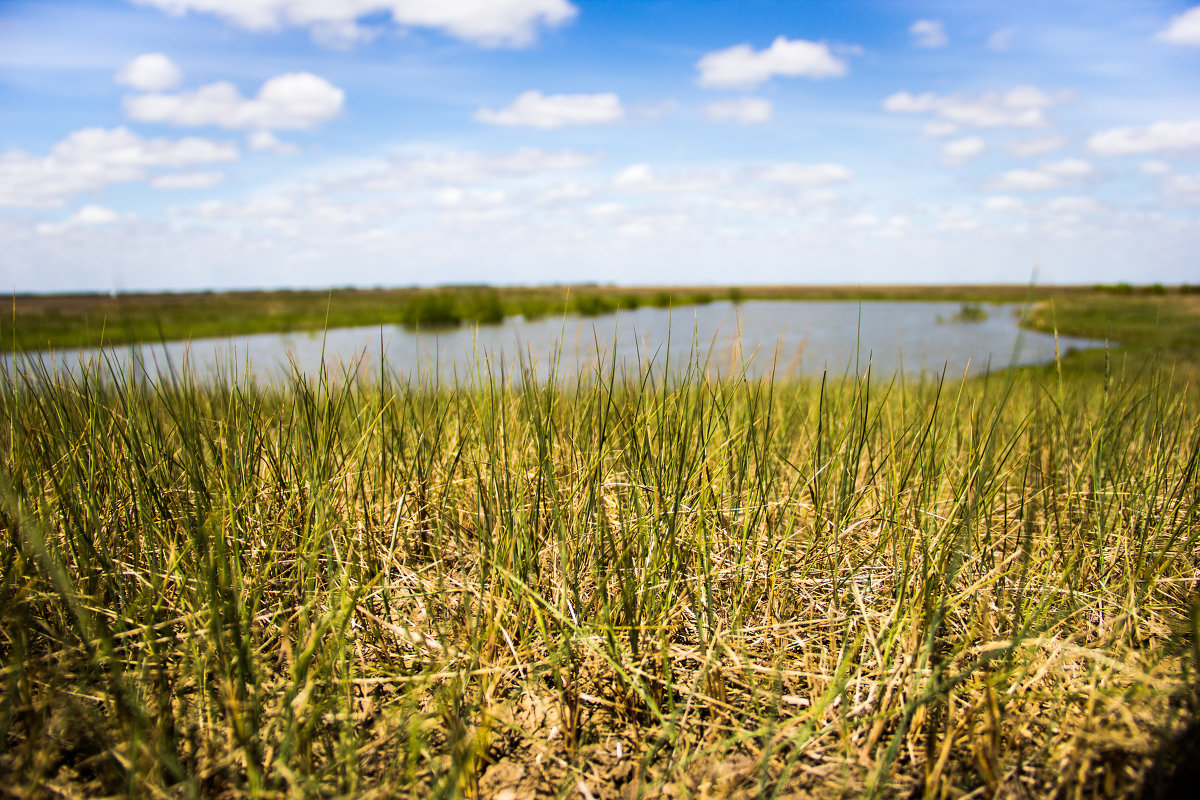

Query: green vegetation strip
1;347;1197;797
3;286;721;353
6;285;1197;373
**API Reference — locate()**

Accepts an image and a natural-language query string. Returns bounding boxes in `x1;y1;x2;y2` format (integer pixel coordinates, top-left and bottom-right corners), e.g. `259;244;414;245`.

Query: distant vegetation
939;302;989;323
4;285;1197;376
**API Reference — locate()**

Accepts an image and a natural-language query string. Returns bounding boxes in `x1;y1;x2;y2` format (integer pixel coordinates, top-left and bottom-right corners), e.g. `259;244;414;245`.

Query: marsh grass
0;340;1198;798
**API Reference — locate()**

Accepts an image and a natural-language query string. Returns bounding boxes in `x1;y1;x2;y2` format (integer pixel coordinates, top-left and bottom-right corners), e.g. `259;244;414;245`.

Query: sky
1;0;1199;292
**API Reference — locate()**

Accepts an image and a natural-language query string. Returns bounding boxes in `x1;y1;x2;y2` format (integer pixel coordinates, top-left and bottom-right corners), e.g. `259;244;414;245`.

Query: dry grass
1;346;1197;798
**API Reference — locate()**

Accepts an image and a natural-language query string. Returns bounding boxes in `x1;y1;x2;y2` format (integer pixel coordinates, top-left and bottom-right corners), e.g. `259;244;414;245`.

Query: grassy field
2;323;1198;797
2;283;1167;355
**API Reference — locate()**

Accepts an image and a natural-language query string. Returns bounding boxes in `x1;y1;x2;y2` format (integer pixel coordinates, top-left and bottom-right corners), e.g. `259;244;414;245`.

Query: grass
1;337;1198;798
1022;293;1200;366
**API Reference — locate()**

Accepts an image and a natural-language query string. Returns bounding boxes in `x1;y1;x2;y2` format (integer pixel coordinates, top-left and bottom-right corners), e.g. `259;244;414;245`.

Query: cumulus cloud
883;85;1065;129
1006;136;1066;157
131;0;578;48
705;97;773;124
124;72;345;130
988;158;1096;192
611;163;728;194
0;126;238;207
1159;172;1200;202
433;187;507;208
984;194;1101;218
115;53;182;91
322;148;599;193
73;205;119;224
940;136;986;166
474;90;623;128
1141;160;1172;175
1086;120;1200;155
922;121;959;138
988;28;1015;52
247;130;300;155
1045;196;1103;215
936;211;979;233
1158;6;1200;46
150;171;225;189
696;36;848;89
910;20;948;49
984;195;1026;213
758;162;853;186
35;205;126;235
873;216;911;239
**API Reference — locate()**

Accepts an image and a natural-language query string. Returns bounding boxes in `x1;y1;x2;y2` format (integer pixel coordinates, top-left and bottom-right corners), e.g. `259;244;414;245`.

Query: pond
4;301;1105;384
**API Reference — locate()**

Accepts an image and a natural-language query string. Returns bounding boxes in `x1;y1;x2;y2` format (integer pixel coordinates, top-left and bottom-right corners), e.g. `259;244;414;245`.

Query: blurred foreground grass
1;340;1198;798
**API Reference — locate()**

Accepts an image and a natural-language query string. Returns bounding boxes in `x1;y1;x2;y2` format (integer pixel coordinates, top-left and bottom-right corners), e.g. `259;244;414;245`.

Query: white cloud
1158;6;1200;46
846;213;878;228
1045;196;1103;215
988;28;1015;52
115;53;182;91
1006;136;1066;157
940;136;986;166
433;187;507;208
323;148;599;193
910;20;948;49
0;126;238;207
884;86;1064;129
309;19;381;49
73;205;120;224
873;215;910;239
922;121;959;138
992;170;1057;192
1141;160;1172;175
474;90;623;128
936;211;979;232
35;205;124;235
984;194;1100;218
611;163;728;194
696;36;848;89
758;162;853;186
1160;172;1200;201
1086;120;1200;155
124;72;345;130
587;202;624;218
247;130;300;155
612;164;651;189
131;0;578;48
988;158;1096;191
533;182;592;204
705;97;773;124
151;171;225;189
984;195;1026;213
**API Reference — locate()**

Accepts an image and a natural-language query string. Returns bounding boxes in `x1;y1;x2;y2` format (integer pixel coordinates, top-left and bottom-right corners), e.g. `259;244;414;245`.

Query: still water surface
6;301;1104;384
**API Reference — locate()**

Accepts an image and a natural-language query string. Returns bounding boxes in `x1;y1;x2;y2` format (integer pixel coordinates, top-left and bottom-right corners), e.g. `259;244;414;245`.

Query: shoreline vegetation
1;342;1197;798
4;283;1198;372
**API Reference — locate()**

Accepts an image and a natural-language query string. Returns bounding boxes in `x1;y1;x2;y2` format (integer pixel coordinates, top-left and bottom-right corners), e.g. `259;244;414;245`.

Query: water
4;301;1104;384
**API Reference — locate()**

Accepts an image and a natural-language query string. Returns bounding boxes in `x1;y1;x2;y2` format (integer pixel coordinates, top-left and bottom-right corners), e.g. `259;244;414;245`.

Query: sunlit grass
0;343;1197;798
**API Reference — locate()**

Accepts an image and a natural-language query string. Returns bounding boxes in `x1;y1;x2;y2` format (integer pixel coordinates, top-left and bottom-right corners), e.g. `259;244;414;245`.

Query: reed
0;342;1196;798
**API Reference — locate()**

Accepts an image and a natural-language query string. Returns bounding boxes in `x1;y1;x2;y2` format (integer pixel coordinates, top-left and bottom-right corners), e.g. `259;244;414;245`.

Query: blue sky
2;0;1198;292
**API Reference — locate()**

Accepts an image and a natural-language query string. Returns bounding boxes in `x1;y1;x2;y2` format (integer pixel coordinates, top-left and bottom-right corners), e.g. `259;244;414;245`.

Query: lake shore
5;284;1197;374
